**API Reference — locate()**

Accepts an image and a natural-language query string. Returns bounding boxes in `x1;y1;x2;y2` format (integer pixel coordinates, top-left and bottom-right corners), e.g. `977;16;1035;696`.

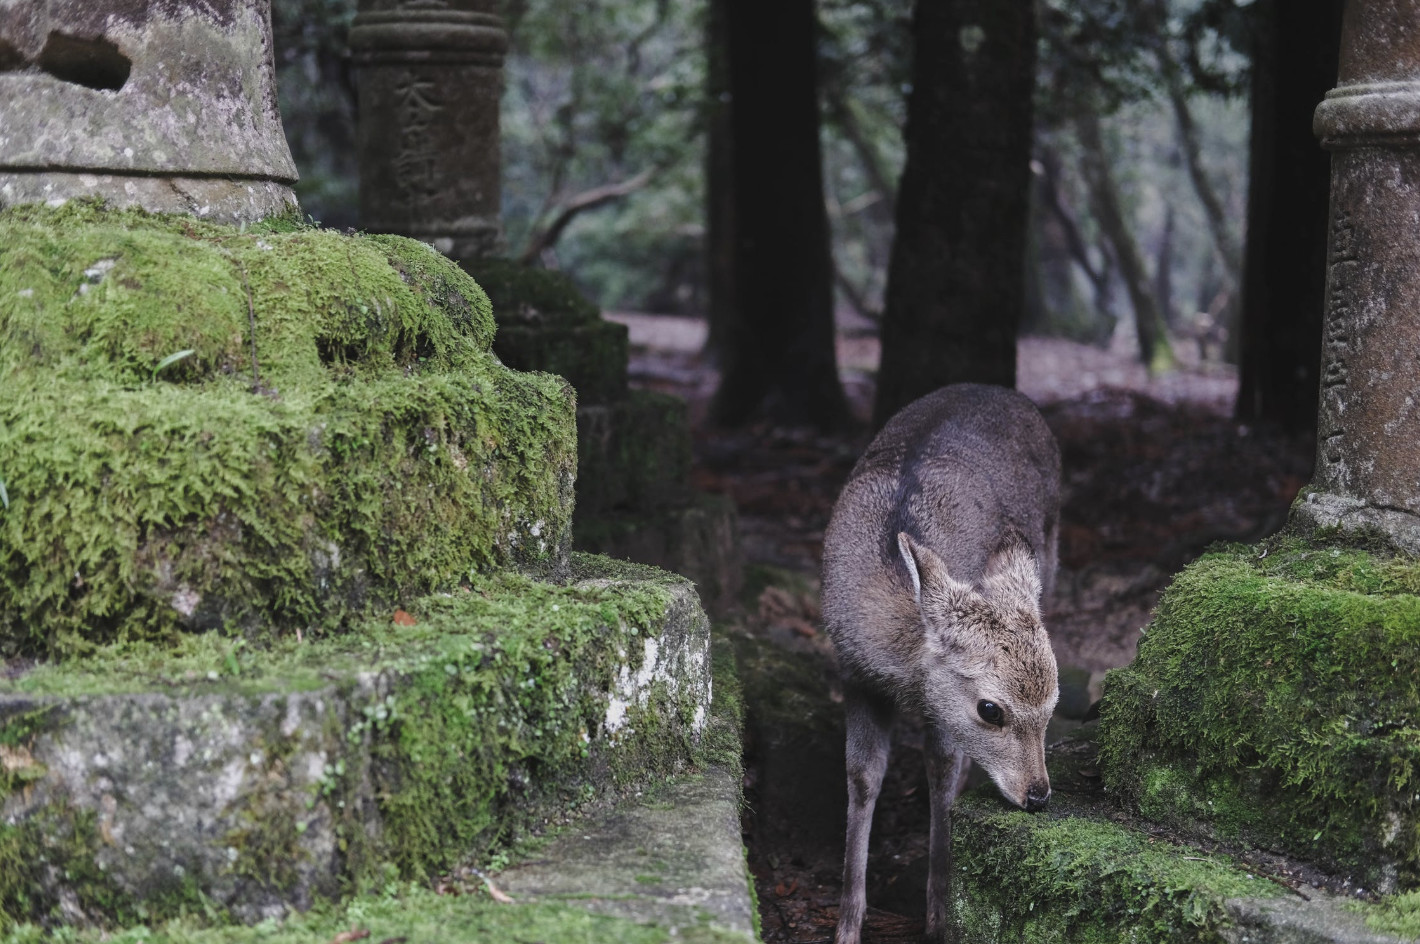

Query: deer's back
822;384;1060;691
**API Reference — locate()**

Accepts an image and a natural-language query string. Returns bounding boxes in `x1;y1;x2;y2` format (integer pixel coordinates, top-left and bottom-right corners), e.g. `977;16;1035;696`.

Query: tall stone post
0;0;298;222
1297;0;1420;552
348;0;506;260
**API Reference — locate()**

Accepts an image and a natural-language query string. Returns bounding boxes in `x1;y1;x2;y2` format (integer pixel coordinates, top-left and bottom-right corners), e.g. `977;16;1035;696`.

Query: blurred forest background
268;0;1336;435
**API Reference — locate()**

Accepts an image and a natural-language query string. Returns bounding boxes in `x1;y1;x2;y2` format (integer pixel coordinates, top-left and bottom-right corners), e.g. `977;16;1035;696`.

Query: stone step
949;728;1417;944
576;391;694;517
495;765;758;942
0;555;714;929
576;494;744;618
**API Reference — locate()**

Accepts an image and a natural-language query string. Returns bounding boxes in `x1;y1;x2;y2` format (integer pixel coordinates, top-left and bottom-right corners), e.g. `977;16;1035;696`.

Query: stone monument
350;2;743;614
348;0;507;260
1297;0;1420;552
0;0;298;221
0;0;716;927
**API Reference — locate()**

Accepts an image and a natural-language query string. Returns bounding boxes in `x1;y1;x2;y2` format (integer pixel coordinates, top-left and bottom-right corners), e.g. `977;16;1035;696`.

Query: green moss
951;793;1284;943
0;882;751;943
575;392;691;516
458;257;601;326
0;202;575;657
1097;537;1420;889
0;556;712;928
1364;889;1420;937
495;320;629;405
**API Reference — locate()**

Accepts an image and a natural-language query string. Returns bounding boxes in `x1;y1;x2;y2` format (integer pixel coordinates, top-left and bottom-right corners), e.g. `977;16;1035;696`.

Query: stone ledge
577;495;744;618
1096;535;1420;892
496;765;757;942
952;732;1413;944
0;555;713;929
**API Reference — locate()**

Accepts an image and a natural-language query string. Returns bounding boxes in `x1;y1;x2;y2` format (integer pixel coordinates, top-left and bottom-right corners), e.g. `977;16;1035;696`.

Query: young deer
822;384;1061;944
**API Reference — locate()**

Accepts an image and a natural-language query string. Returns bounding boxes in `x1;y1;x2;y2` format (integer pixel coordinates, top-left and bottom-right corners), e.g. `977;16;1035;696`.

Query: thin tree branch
518;168;657;264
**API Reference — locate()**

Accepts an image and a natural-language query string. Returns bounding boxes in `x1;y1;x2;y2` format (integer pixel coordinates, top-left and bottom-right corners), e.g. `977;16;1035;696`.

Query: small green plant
150;349;195;382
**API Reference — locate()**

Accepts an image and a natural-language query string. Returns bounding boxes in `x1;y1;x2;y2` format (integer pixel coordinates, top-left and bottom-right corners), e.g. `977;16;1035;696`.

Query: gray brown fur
821;384;1061;944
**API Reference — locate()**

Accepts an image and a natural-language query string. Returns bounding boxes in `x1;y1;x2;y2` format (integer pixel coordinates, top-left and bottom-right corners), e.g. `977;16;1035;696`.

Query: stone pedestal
464;258;745;616
1296;0;1420;552
0;0;298;222
349;0;506;260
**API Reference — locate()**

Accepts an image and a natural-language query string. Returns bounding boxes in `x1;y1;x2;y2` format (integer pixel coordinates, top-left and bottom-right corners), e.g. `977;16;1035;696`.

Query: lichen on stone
1097;534;1420;892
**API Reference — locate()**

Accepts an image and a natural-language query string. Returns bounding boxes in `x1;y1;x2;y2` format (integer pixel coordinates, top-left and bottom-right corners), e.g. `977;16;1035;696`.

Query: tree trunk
702;0;734;367
1235;0;1343;435
872;0;1038;429
1076;108;1175;372
710;0;847;429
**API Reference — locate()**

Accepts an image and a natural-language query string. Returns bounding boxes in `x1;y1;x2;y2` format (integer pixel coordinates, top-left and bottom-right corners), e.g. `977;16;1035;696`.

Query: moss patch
458;257;601;326
0;202;575;657
951;791;1284;943
0;555;711;930
0;883;749;943
1364;889;1420;938
1097;536;1420;890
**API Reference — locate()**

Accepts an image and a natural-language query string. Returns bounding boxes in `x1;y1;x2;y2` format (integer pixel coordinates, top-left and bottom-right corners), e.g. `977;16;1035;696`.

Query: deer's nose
1024;781;1051;813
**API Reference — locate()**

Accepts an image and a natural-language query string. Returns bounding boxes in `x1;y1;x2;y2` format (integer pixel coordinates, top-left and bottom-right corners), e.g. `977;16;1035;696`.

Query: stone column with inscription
349;0;505;260
1296;0;1420;553
0;0;297;222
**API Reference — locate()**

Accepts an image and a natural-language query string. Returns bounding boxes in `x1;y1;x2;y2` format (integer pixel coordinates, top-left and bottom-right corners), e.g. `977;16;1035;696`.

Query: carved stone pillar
349;0;506;260
0;0;298;222
1296;0;1420;552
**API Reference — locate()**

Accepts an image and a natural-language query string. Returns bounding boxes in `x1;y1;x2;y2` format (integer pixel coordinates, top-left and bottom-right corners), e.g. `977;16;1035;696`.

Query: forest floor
607;312;1316;943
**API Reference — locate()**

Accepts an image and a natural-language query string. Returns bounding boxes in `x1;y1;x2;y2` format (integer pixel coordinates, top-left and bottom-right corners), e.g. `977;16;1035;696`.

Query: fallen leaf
393;609;416;627
775;878;798;898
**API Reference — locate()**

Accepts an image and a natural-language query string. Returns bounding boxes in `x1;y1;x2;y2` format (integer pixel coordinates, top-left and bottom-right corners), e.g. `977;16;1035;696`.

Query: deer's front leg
925;734;968;944
835;686;893;944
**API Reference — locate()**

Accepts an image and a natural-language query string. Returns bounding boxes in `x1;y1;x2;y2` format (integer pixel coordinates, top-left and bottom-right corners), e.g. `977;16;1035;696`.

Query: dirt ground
606;312;1316;943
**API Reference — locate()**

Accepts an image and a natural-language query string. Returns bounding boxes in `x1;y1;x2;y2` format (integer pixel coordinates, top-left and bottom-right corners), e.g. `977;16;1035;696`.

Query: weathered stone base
0;175;298;224
577;495;744;618
0;556;712;929
496;319;631;405
1096;534;1420;893
577;392;694;516
1292;490;1420;556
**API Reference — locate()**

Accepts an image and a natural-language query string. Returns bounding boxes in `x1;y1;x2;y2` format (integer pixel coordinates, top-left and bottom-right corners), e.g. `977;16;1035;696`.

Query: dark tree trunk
1076;108;1175;372
872;0;1037;429
1235;0;1343;435
710;0;847;429
702;0;734;367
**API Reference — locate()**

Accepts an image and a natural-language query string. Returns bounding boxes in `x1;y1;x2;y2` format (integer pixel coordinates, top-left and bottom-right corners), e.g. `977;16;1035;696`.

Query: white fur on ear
897;532;923;604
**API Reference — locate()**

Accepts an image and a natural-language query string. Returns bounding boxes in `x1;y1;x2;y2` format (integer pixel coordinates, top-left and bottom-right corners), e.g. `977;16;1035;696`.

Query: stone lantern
348;0;507;261
0;0;298;221
1297;0;1420;552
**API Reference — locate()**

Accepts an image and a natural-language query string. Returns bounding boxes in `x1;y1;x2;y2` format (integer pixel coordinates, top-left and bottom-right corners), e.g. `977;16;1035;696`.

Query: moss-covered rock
0;202;576;657
458;257;602;326
951;789;1286;943
0;555;712;929
576;392;693;516
495;320;629;406
1097;537;1420;893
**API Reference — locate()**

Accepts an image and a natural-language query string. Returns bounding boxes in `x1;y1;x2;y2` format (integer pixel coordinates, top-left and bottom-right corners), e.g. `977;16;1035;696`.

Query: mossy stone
458;257;601;326
576;392;693;516
495;319;630;405
0;555;712;929
1096;536;1420;893
0;202;575;658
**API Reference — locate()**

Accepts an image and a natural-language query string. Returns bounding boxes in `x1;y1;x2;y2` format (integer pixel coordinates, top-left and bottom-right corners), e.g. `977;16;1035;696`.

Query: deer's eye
977;700;1005;726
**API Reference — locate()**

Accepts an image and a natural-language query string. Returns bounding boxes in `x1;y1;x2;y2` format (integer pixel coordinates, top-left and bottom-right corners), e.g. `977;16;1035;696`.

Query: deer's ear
898;533;974;619
982;537;1043;616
